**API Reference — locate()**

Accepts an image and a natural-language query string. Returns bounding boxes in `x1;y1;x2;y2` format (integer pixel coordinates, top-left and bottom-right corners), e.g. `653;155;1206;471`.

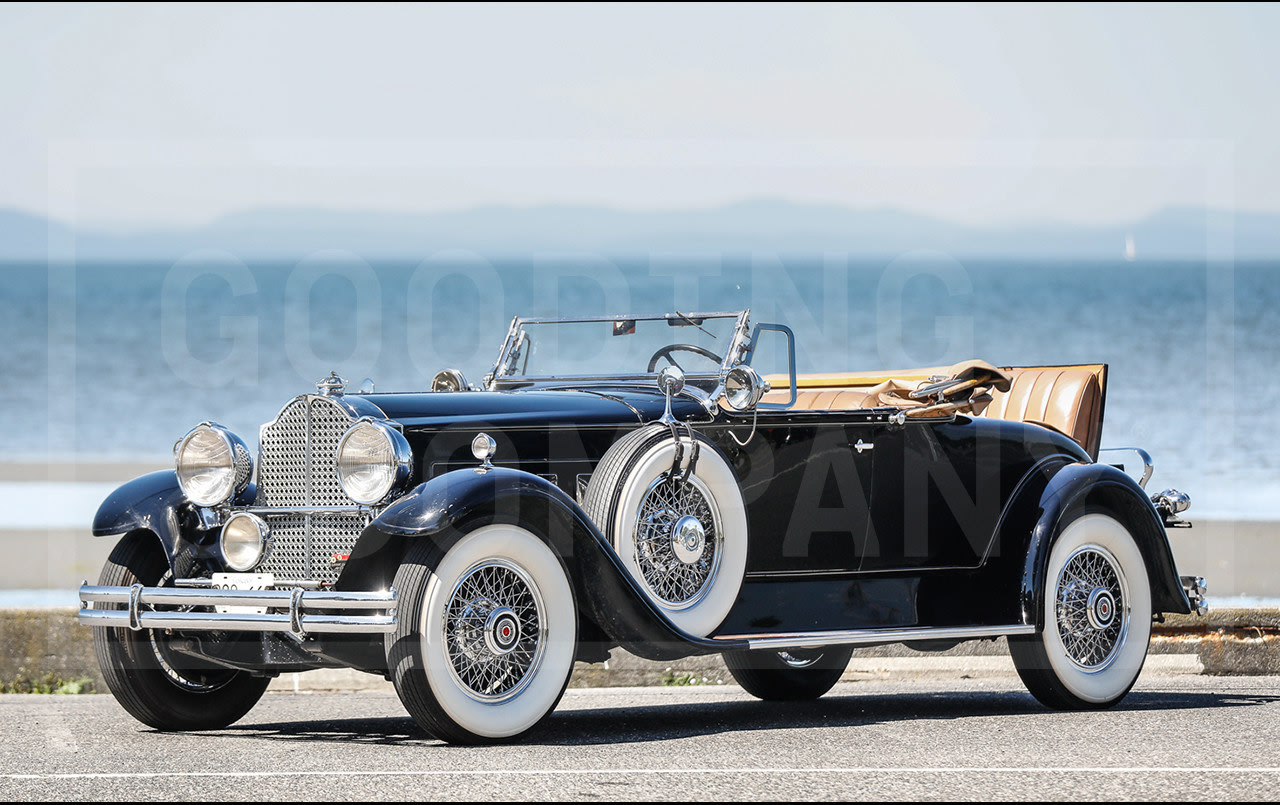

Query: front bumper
78;584;397;636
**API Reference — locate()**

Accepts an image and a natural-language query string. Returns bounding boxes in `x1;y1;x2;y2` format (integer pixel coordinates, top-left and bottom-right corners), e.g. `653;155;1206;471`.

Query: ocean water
1;255;1276;518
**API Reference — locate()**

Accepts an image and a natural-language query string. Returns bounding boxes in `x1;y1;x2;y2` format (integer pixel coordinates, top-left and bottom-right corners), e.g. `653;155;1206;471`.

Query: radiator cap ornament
317;371;346;397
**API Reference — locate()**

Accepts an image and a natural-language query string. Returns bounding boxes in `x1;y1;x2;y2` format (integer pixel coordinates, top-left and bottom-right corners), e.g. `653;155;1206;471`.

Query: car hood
356;387;706;431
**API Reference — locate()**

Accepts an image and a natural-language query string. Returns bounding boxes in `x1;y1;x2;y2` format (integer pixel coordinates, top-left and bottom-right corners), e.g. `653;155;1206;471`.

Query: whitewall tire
387;524;577;744
582;425;748;637
1009;512;1152;709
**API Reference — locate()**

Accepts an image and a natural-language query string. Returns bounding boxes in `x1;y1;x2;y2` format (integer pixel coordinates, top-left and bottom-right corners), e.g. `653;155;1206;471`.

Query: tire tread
94;532;269;731
723;646;854;701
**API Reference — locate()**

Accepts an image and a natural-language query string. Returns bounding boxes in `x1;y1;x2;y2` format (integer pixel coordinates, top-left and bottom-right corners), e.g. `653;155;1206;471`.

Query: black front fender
339;467;740;660
1018;462;1191;626
93;471;194;577
92;470;187;540
92;470;253;577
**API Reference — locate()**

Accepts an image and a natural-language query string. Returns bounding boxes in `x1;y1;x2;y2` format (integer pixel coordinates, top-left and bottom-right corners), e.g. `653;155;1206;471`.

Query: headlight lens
220;512;269;572
336;419;411;505
723;365;767;411
431;368;469;392
175;424;250;507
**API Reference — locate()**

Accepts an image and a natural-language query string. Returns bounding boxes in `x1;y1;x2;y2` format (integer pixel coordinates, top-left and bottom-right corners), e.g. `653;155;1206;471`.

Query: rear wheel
386;524;577;744
723;646;854;701
93;532;270;730
1009;512;1152;709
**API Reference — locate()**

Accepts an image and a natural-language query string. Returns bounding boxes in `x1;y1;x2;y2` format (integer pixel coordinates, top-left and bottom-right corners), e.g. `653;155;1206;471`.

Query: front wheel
723;646;854;701
386;523;577;744
1009;512;1152;710
93;532;270;731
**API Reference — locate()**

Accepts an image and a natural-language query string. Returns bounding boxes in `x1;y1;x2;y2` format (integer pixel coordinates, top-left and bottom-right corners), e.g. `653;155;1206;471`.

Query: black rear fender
1014;462;1191;627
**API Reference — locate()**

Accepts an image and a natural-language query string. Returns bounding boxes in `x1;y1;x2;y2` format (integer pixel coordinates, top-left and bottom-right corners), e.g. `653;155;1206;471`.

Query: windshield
490;312;746;383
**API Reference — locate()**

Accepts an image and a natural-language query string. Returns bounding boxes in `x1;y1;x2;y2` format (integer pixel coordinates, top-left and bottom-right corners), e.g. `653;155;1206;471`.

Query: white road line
6;767;1280;781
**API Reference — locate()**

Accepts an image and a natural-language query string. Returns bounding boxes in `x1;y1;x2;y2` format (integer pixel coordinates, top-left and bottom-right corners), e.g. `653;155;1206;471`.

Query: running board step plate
712;624;1035;652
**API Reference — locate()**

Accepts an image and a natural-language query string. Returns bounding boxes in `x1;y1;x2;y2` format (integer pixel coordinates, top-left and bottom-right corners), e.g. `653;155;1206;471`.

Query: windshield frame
484;310;752;389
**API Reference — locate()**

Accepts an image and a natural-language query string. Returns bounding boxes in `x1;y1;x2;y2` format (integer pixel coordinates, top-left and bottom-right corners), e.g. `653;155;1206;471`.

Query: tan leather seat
761;363;1107;459
981;367;1104;458
760;388;870;410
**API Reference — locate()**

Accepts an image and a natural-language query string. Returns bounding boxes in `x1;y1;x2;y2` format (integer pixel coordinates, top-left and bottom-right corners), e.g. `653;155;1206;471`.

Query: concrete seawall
4;607;1276;694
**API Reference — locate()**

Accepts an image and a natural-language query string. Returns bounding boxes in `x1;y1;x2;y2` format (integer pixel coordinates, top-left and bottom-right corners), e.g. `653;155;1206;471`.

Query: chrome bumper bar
78;584;397;635
1182;575;1209;617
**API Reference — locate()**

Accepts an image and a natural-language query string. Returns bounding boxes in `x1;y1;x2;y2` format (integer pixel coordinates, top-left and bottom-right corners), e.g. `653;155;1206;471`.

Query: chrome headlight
175;423;252;507
432;368;469;392
722;365;768;411
336;419;411;505
221;512;269;572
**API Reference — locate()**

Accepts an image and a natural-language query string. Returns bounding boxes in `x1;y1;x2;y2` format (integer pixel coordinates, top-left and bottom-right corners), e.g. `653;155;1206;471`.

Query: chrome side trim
78;584;397;635
714;623;1036;651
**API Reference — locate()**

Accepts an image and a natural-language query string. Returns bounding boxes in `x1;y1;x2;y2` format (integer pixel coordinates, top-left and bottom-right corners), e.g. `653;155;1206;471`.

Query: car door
859;417;1004;572
718;412;877;576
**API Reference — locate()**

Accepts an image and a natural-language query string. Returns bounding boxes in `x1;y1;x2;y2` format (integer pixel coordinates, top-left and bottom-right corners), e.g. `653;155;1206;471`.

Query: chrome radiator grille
255;396;365;584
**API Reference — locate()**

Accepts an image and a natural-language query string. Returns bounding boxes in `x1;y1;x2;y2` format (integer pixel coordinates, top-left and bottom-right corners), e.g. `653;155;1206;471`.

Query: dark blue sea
2;255;1276;518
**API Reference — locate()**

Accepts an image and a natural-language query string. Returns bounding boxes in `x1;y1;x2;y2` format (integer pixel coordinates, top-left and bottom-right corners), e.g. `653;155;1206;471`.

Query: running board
712;624;1036;652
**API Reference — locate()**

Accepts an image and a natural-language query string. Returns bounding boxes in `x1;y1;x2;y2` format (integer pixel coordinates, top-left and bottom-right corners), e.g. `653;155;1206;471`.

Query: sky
1;3;1277;228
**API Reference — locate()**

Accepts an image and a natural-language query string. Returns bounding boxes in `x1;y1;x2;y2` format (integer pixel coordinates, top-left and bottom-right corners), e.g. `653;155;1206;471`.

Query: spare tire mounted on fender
582;423;748;637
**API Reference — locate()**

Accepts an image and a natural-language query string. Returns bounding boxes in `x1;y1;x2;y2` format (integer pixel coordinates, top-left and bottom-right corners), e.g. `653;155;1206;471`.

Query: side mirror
657;364;685;396
657;365;685;423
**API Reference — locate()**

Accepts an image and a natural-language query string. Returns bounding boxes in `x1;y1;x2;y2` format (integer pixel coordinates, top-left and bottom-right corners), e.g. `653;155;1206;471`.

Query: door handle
854;439;874;454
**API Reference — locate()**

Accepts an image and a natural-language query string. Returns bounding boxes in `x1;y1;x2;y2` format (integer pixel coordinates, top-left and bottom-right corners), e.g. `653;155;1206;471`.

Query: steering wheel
646;344;721;373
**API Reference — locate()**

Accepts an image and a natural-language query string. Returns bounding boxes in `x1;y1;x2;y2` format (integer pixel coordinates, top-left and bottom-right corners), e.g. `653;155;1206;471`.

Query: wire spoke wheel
1055;546;1128;671
387;524;577;744
1008;512;1152;710
580;424;748;637
443;559;546;703
633;475;722;608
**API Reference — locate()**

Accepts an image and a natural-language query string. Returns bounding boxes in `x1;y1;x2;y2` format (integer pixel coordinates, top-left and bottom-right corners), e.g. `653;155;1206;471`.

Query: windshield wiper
671;311;717;339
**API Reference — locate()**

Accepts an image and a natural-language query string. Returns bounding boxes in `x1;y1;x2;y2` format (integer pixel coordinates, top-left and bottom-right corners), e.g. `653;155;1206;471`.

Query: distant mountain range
1;201;1277;260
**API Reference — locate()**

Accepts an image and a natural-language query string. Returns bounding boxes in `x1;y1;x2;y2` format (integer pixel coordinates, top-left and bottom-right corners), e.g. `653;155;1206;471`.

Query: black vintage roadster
80;310;1204;743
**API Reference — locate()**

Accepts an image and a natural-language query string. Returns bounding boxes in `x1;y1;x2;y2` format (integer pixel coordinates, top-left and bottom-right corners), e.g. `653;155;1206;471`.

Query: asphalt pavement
3;672;1280;801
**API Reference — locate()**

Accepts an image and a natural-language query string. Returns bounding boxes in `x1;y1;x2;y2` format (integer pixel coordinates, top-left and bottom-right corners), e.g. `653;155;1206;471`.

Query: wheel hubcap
671;515;706;564
1086;588;1116;630
1055;545;1129;672
634;475;723;609
444;559;545;702
484;607;522;655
